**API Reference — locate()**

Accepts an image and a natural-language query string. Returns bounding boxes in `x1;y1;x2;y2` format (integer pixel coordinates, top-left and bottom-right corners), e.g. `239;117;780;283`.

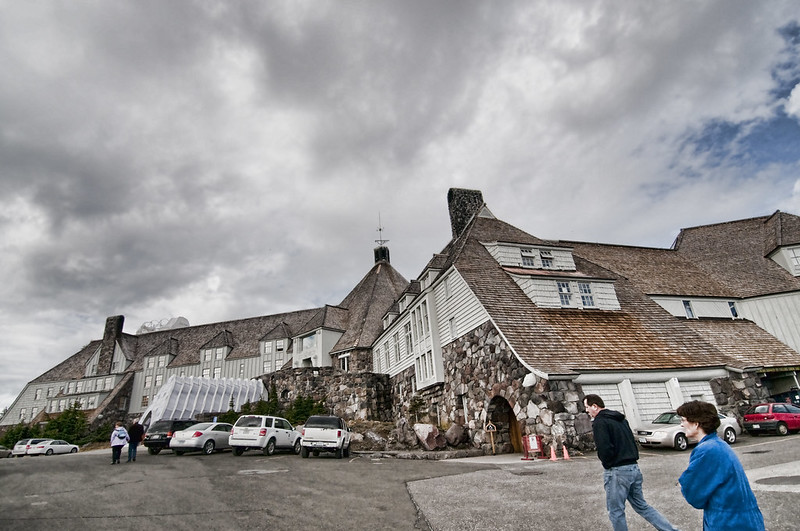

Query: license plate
752;424;760;429
312;442;326;447
638;437;647;443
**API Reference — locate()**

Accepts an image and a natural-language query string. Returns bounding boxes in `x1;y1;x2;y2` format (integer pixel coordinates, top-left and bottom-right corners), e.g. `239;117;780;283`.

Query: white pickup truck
300;415;351;459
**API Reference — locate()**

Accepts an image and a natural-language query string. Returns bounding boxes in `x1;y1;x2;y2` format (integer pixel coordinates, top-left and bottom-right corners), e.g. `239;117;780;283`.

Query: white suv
229;415;302;456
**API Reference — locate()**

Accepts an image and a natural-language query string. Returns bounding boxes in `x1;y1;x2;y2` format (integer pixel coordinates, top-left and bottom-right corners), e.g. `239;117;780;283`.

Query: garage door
580;384;623;411
680;381;714;403
632;382;672;423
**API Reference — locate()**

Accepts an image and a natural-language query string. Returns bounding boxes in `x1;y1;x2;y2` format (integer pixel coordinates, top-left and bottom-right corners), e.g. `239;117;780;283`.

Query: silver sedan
170;422;233;455
635;411;741;451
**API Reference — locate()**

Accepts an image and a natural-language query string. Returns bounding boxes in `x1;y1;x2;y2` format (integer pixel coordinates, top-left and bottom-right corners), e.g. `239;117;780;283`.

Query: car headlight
652;431;667;438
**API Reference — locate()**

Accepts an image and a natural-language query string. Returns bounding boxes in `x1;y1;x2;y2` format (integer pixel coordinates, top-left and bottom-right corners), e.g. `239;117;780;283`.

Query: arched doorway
487;396;522;453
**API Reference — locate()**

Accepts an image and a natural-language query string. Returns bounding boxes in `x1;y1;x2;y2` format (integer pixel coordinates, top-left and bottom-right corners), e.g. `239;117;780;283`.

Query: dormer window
540;250;554;268
728;302;738;318
683;300;695;319
558;282;572;306
578;282;595;307
521;248;536;267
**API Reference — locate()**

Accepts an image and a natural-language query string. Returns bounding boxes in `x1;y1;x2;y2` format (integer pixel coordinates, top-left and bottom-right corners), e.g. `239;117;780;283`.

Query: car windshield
305;416;341;429
149;421;175;432
651;413;680;424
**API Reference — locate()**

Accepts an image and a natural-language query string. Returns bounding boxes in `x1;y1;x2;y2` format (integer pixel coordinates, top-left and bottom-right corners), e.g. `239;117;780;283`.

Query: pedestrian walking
110;421;129;465
127;418;144;462
677;400;765;530
583;394;680;531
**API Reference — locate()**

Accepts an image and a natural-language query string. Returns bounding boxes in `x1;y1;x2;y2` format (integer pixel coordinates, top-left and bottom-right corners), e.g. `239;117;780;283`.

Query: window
58;399;66;412
203;349;212;362
421;301;429;335
239;363;245;377
141;395;149;407
540;250;554;268
683;300;695;319
158;356;166;368
155;374;163;387
147;357;155;369
339;354;350;372
88;396;96;408
213;367;222;379
47;387;53;398
404;322;413;356
393;333;401;363
558;281;572;306
264;342;273;355
578;282;594;307
111;362;118;372
35;388;42;400
19;408;26;420
215;347;224;360
426;351;434;377
32;406;39;417
790;248;800;267
728;302;738;318
444;276;451;298
449;317;456;339
521;248;536;267
76;381;84;393
384;342;390;369
276;340;285;352
263;360;270;373
67;382;75;394
144;375;153;388
202;368;210;378
105;377;113;390
302;334;316;352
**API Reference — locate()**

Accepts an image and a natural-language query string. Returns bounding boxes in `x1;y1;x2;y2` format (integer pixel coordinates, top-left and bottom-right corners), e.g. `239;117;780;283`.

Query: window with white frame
264;342;273;355
557;281;572;306
147;357;155;369
58;399;66;412
384;341;390;369
339;354;350;372
141;395;149;407
47;387;53;398
449;317;456;339
404;322;413;357
105;377;113;390
521;248;536;267
67;382;75;394
393;332;401;363
239;363;245;377
213;367;222;378
76;381;84;393
19;408;26;420
302;334;316;352
540;250;554;268
683;300;695;319
155;374;163;387
32;406;39;417
144;375;153;388
578;282;595;307
35;388;42;400
202;367;210;378
158;355;166;368
276;340;285;352
204;350;212;362
88;396;96;408
263;360;270;373
790;248;800;268
215;347;224;360
421;301;429;335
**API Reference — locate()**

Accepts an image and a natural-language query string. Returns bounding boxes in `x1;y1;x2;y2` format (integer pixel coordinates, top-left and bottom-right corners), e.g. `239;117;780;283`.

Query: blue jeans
127;441;139;461
603;464;678;531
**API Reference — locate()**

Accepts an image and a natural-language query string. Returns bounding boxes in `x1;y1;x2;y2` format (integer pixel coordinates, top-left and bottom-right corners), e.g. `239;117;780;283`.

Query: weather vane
375;212;389;246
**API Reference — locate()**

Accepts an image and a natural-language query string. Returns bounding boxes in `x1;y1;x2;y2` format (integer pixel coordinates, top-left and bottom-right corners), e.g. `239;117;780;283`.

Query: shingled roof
445;208;800;376
330;257;409;354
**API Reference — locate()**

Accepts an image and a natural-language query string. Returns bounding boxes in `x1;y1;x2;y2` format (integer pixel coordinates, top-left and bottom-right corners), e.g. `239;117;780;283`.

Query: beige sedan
634;411;741;451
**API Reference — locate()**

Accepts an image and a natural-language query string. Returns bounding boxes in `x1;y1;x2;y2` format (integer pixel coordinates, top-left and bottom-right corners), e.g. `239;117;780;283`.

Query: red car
743;402;800;436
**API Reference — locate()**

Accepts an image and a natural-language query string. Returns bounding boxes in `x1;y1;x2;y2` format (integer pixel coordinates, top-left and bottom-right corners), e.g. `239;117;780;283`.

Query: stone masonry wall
259;367;392;422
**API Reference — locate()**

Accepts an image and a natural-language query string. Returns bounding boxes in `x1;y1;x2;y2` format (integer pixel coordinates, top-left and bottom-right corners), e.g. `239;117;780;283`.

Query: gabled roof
672;213;800;297
331;259;409;354
445;211;799;375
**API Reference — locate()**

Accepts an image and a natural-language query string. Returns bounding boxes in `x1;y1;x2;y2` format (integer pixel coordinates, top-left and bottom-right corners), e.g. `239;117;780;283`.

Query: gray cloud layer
1;1;799;411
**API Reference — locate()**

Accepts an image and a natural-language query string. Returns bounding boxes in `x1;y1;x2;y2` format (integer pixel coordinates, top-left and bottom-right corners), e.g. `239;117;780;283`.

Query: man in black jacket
584;394;679;531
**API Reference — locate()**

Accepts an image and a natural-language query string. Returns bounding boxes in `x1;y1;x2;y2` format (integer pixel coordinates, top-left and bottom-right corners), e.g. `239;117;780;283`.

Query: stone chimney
447;188;484;238
97;315;124;375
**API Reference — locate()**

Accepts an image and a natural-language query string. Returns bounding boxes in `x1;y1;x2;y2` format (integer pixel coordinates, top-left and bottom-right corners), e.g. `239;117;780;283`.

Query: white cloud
787;83;800;121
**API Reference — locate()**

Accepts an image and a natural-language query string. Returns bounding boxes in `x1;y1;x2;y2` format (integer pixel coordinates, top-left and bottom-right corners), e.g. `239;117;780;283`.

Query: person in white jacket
110;421;129;465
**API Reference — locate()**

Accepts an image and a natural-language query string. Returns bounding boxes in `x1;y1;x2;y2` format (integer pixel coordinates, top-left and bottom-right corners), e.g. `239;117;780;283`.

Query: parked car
171;422;234;455
300;415;351;459
229;415;302;456
0;445;12;458
26;439;79;456
635;411;741;451
143;419;196;455
743;402;800;436
12;438;51;457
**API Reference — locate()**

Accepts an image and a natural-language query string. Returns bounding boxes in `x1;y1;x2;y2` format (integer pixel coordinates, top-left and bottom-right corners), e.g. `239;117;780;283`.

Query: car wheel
343;444;350;458
148;447;161;455
45;449;53;456
312;450;319;457
233;447;244;456
674;434;688;451
174;450;185;456
70;448;77;454
293;439;301;455
335;447;343;459
203;440;215;455
723;427;736;444
301;446;309;458
263;439;276;456
776;422;789;436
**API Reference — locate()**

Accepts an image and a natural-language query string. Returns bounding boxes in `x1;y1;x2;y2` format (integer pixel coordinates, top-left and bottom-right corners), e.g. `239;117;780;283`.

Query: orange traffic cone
550;445;558;461
562;446;571;460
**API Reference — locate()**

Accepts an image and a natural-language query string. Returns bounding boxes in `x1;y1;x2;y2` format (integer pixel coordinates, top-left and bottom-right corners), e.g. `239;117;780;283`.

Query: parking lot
1;434;798;530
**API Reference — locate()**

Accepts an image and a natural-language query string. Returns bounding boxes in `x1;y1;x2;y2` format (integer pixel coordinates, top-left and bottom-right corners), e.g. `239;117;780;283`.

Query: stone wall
258;367;392;421
710;370;771;417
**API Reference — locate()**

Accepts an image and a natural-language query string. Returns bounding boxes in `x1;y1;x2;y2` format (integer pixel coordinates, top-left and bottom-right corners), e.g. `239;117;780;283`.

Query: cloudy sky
2;1;799;413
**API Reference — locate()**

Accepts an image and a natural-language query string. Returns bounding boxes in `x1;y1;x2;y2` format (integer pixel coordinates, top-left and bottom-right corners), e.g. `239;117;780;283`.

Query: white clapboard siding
631;382;672;422
434;269;490;345
739;292;800;354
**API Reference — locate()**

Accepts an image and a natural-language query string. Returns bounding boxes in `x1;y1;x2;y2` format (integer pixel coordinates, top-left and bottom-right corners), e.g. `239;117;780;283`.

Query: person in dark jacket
677;400;764;530
127;418;145;463
584;394;679;531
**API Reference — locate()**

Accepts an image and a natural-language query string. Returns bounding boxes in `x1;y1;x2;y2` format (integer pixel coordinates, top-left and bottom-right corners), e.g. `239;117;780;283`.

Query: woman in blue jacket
677;401;765;531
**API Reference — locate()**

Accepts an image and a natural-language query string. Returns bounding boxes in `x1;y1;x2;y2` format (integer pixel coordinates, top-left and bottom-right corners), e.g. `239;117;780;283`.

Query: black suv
143;419;196;455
